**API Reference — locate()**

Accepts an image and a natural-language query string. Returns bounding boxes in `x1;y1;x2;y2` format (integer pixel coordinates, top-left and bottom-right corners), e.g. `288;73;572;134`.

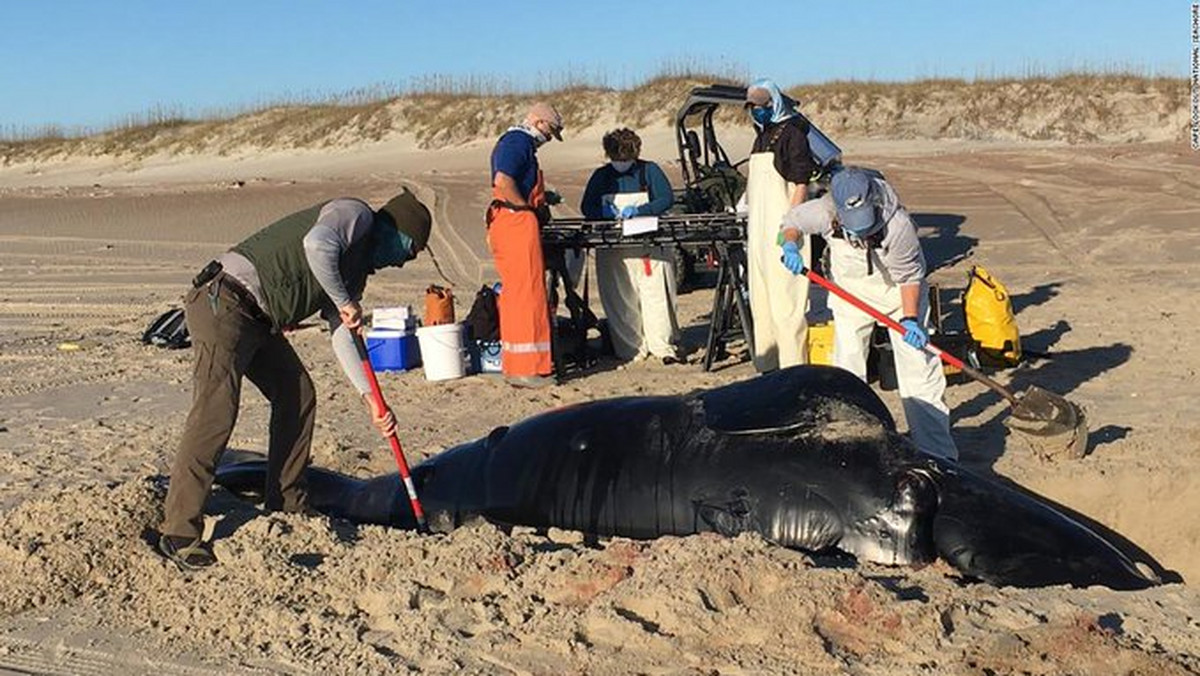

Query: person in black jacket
748;82;818;206
743;79;820;372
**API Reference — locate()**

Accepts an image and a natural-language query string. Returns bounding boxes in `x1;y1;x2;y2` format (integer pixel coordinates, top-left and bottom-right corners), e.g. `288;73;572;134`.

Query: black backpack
142;307;191;349
464;285;500;342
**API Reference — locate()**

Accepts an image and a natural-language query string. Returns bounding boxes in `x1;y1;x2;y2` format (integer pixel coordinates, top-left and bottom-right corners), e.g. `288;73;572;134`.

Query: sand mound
0;75;1188;168
0;477;1195;674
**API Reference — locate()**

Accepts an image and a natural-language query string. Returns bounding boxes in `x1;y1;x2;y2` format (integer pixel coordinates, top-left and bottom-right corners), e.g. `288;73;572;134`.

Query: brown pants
159;277;315;540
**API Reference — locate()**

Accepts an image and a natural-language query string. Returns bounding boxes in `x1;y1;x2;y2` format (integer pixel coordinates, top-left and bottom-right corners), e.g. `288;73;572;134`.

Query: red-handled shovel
352;331;429;531
802;267;1088;458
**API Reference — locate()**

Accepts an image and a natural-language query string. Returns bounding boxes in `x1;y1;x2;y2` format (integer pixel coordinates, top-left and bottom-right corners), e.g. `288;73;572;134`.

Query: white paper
621;215;659;236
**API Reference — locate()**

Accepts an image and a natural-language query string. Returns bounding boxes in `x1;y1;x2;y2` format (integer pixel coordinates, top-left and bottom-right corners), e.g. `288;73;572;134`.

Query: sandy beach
0;110;1198;674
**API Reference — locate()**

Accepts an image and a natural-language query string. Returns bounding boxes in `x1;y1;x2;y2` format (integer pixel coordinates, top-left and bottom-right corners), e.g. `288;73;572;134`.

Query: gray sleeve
879;209;927;285
780;193;836;237
331;323;371;395
302;200;374;308
303;224;352;308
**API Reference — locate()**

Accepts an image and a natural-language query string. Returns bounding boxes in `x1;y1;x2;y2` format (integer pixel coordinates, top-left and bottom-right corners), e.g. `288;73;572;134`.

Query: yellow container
807;322;835;365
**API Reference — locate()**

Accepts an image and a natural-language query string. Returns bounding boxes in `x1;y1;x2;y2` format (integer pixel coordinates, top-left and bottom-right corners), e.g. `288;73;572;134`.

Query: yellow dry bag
963;265;1021;367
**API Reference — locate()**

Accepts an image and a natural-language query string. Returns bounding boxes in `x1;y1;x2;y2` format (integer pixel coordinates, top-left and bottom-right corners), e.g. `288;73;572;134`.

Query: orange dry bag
424;285;455;326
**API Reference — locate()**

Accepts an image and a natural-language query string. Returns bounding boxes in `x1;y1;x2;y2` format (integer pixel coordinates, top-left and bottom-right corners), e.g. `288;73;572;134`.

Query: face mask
371;223;416;270
751;106;773;126
525;122;549;147
610;160;635;173
840;218;884;249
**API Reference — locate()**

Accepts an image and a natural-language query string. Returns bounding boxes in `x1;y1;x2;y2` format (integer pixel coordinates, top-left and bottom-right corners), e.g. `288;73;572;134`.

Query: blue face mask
371;223;416;270
750;106;773;126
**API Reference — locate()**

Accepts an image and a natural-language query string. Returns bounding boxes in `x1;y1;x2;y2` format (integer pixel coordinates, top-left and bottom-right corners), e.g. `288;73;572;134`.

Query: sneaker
157;534;217;571
505;374;557;389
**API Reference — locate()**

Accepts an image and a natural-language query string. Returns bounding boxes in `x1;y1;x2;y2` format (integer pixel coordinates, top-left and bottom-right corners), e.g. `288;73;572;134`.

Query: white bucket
415;322;466;382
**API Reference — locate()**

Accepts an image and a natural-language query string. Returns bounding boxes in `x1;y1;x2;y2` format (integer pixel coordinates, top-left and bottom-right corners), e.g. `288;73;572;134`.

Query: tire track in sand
919;165;1084;268
0;367;128;398
399;177;477;288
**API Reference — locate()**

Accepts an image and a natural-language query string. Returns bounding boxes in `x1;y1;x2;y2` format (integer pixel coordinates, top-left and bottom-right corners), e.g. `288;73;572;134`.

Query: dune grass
0;68;1188;164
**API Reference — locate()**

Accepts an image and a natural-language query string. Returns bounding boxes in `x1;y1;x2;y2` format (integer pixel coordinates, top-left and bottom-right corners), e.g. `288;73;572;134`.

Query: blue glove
780;240;805;275
619;205;638;219
601;202;618;219
900;318;928;349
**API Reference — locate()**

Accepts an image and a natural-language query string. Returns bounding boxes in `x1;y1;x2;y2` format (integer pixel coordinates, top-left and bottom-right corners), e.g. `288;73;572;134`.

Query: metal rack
540;213;754;374
541;213;747;249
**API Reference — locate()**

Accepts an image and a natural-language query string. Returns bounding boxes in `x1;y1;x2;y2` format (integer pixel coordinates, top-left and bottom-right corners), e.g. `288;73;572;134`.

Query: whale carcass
215;365;1158;590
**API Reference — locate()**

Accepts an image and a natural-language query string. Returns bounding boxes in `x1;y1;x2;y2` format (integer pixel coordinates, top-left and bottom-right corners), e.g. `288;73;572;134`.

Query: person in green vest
157;188;432;570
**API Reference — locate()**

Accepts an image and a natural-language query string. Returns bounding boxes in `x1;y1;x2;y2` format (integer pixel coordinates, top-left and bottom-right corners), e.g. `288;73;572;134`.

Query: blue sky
0;1;1185;133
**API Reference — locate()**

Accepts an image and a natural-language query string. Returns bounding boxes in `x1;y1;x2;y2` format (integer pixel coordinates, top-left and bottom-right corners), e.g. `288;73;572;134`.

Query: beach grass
0;67;1188;162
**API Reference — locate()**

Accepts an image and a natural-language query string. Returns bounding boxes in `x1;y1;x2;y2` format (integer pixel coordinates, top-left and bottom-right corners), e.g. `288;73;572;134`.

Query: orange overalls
486;171;553;377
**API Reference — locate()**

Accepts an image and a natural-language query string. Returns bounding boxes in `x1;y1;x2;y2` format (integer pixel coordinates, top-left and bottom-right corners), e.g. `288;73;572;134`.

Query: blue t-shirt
490;129;540;200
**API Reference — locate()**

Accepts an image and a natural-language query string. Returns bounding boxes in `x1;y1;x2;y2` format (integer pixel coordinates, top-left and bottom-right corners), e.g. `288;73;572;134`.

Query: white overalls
781;188;958;460
826;222;958;461
595;191;680;360
746;151;810;372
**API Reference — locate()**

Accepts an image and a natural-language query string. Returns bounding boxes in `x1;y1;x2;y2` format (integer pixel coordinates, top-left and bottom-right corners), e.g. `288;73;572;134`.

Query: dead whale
215;366;1159;590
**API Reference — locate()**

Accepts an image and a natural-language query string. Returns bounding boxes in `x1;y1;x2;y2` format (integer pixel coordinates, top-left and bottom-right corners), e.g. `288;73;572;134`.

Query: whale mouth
929;464;1158;590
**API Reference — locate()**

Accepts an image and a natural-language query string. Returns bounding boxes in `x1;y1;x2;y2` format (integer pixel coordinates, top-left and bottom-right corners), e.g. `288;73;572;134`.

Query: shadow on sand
950;270;1135;467
912;212;975;273
952;338;1133;466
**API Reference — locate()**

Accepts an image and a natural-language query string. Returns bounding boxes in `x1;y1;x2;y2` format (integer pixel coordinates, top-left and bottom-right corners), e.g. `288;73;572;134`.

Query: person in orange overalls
486;102;563;388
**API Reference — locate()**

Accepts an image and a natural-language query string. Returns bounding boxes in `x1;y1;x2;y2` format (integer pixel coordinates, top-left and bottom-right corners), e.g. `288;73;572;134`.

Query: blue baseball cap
831;168;880;236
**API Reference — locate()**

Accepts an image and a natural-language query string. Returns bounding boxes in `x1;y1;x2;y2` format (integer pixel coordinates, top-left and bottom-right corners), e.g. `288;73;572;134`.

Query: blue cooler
465;339;502;374
478;340;501;373
366;329;421;372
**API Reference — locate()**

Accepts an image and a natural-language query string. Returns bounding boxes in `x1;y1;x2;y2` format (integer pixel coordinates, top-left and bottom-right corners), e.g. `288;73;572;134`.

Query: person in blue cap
778;166;959;461
743;79;820;373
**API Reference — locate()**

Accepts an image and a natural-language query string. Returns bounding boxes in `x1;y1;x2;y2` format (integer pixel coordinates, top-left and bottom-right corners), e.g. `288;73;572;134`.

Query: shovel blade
1004;386;1089;458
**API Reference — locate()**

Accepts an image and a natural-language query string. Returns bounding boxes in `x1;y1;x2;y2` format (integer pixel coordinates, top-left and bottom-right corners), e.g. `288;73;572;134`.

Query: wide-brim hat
379;188;432;252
